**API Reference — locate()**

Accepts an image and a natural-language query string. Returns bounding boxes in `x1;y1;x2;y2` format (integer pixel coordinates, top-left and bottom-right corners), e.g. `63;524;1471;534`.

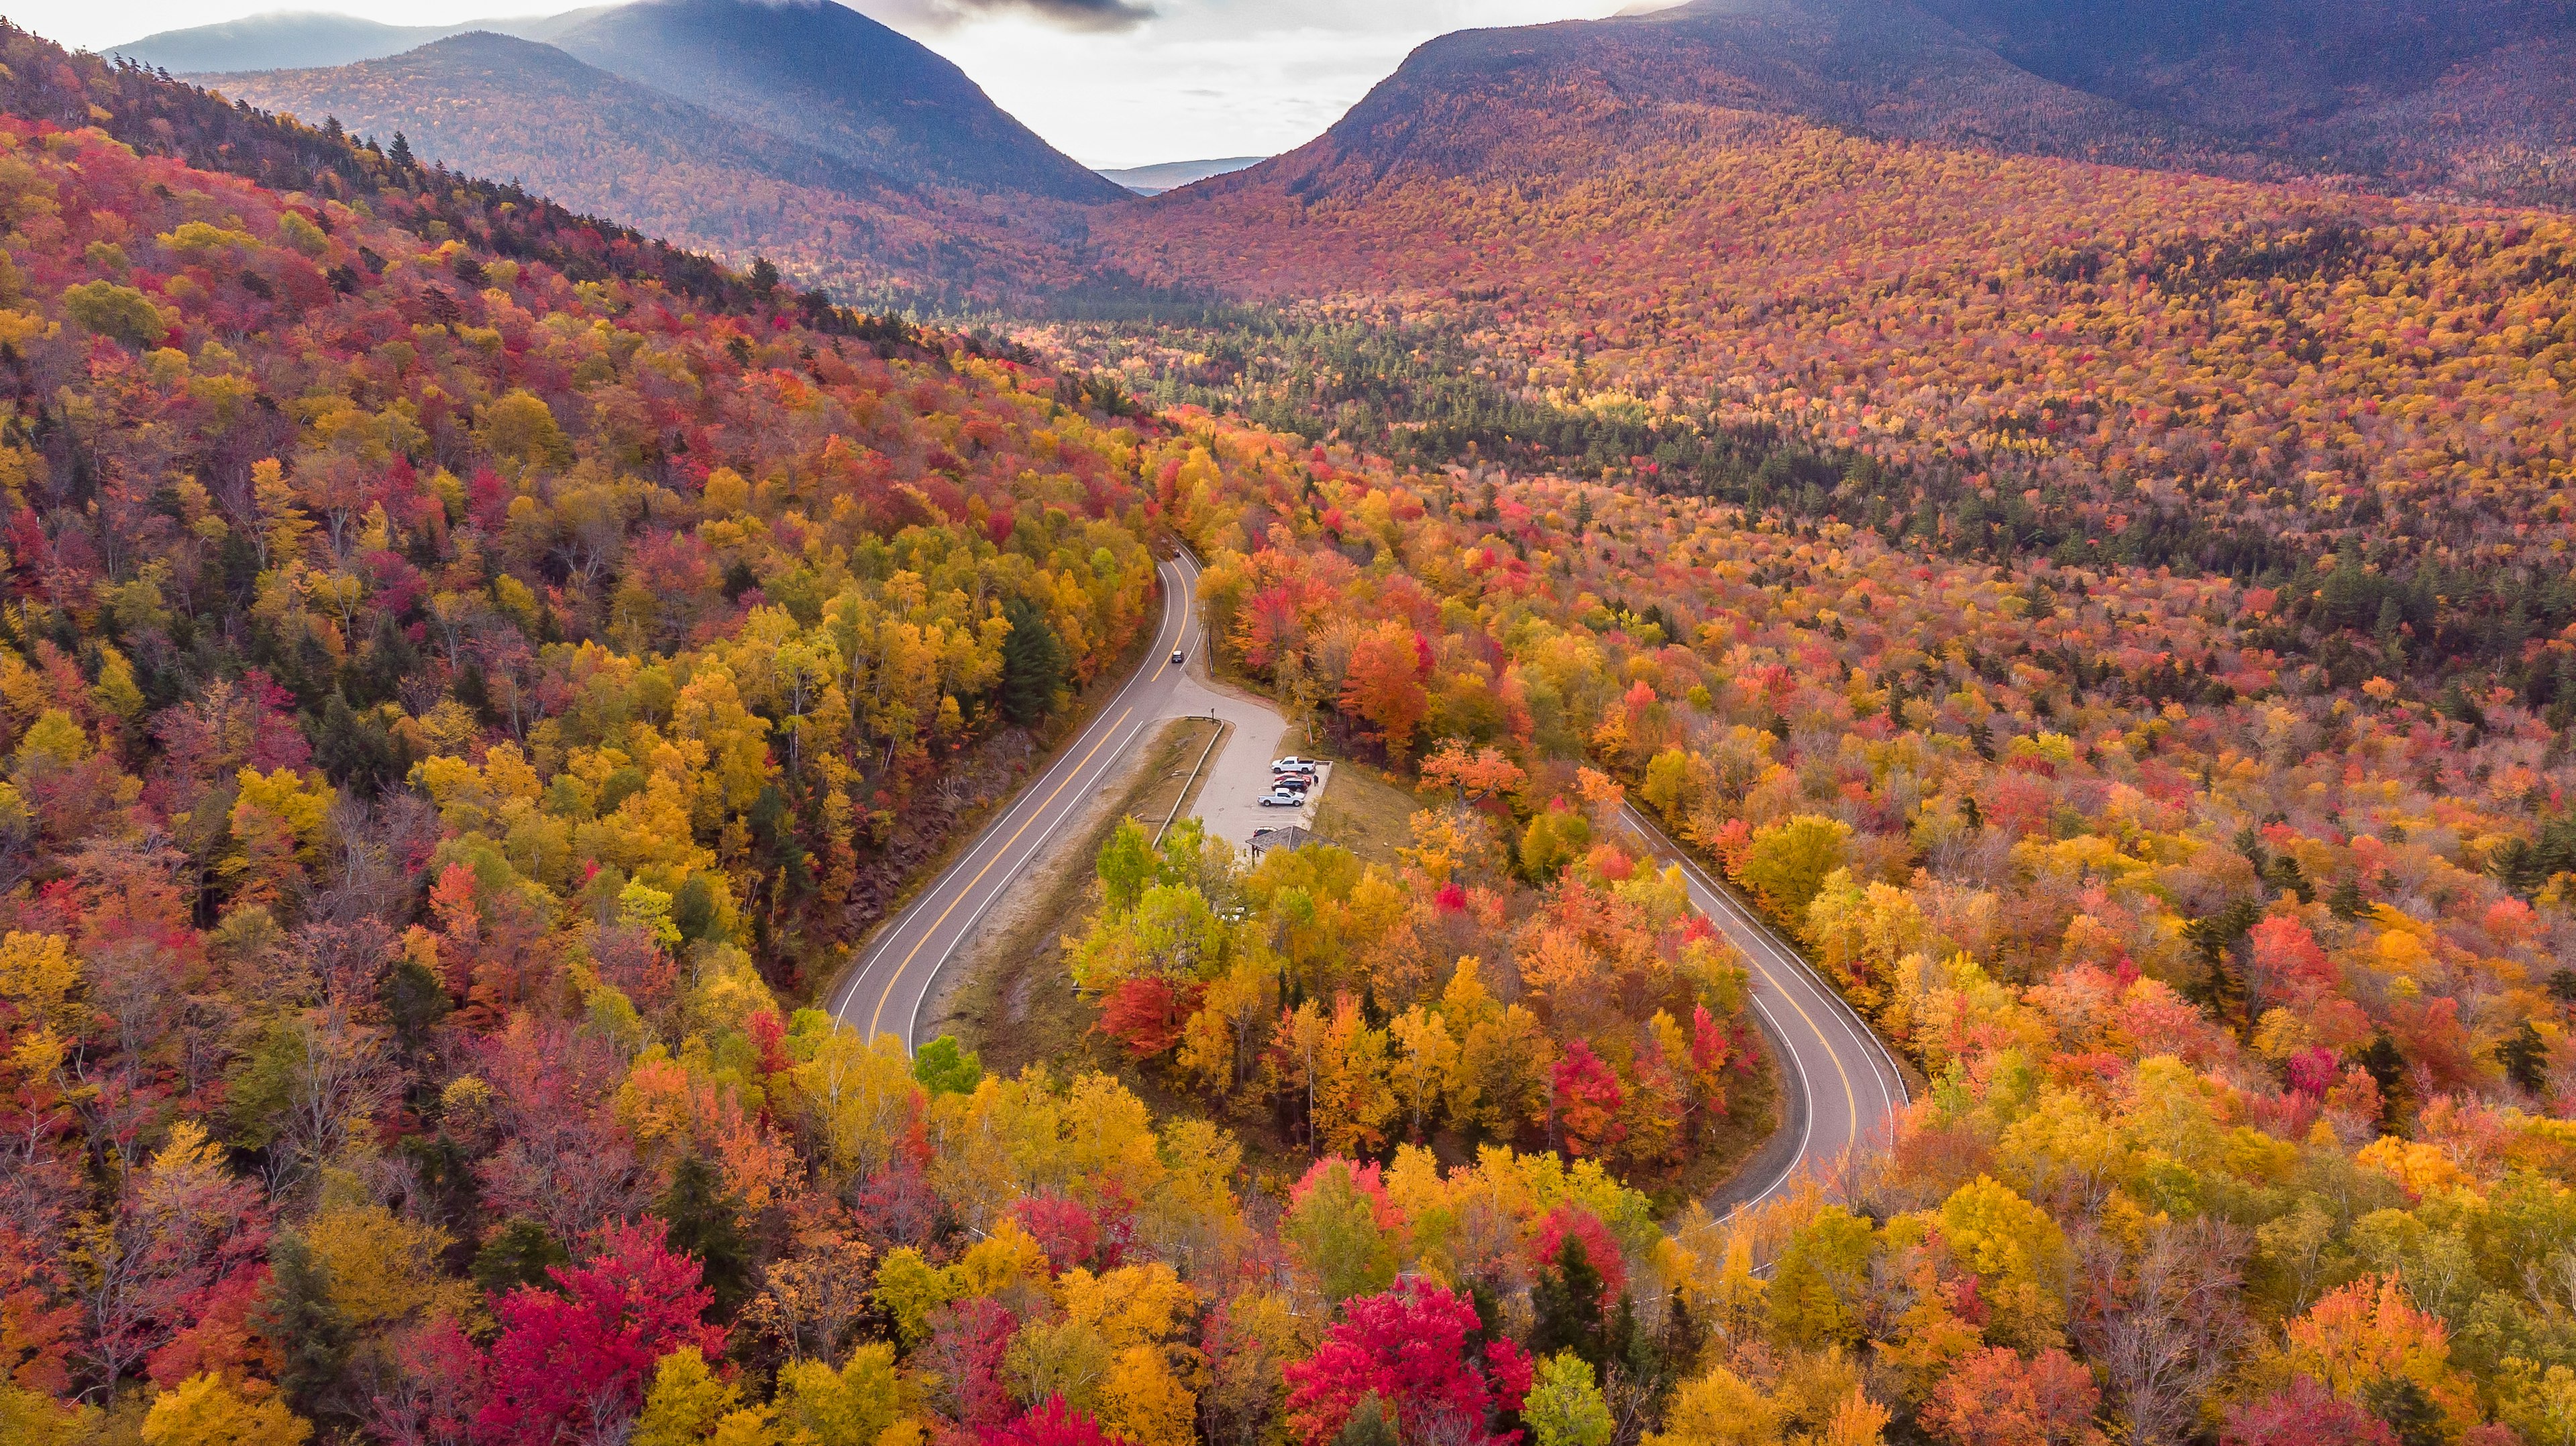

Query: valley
0;3;2572;1445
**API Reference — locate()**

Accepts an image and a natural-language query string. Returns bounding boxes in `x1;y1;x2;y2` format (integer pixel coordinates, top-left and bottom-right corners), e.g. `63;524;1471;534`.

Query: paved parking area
1161;666;1328;856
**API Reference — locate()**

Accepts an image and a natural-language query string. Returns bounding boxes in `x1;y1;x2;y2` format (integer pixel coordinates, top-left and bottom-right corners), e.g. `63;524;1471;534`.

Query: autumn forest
5;5;2576;1446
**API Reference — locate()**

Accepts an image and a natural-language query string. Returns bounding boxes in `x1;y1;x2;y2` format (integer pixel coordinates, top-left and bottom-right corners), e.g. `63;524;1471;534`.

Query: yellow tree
1389;1005;1460;1143
1313;996;1397;1157
140;1374;312;1446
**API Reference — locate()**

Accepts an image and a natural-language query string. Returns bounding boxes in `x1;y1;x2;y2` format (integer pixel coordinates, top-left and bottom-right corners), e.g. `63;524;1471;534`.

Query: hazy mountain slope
1298;0;2274;185
109;6;615;71
541;0;1122;203
119;0;1118;207
199;32;1076;300
1913;0;2576;206
113;11;469;70
1913;0;2569;132
1097;156;1269;195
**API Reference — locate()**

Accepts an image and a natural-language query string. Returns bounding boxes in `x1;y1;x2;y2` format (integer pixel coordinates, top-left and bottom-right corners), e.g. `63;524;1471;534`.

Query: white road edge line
828;552;1195;1034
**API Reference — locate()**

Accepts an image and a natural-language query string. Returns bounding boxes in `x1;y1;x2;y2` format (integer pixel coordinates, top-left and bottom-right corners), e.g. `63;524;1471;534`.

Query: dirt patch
1307;761;1422;867
924;717;1223;1074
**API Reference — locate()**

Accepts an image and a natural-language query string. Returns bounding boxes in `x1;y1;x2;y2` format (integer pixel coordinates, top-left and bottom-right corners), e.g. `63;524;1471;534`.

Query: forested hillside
197;32;1075;306
180;0;1118;303
1914;0;2576;207
5;7;2576;1446
1091;96;2576;654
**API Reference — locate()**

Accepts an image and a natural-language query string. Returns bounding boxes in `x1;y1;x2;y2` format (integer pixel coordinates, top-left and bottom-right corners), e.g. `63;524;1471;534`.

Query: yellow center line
1759;962;1861;1157
867;705;1136;1039
1636;804;1864;1157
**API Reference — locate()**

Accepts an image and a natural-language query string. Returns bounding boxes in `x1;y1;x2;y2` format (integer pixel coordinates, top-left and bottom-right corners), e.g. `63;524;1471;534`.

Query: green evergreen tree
655;1153;753;1316
472;1218;569;1295
2363;1378;2445;1446
2549;968;2576;1009
2361;1032;2412;1129
2498;1020;2548;1093
1529;1234;1609;1373
1334;1394;1398;1446
259;1233;351;1418
382;955;449;1055
999;593;1069;726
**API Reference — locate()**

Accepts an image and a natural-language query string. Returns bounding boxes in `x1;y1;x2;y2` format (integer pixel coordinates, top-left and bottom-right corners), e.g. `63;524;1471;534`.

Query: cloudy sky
9;0;1652;166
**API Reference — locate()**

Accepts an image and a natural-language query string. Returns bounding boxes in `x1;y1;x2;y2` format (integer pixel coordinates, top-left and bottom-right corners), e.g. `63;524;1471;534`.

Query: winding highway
828;549;1907;1210
1617;803;1910;1213
828;552;1209;1049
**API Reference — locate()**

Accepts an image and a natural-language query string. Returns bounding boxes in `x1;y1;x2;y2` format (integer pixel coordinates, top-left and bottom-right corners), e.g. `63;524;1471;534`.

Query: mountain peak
542;0;1123;203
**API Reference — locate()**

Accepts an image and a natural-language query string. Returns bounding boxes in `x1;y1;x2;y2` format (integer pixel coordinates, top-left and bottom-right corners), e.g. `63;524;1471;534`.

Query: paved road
1617;802;1910;1213
828;550;1908;1216
829;549;1311;1051
829;553;1203;1047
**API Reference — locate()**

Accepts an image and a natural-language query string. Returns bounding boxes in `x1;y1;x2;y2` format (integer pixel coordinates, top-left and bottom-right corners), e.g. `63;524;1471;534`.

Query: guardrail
1155;719;1226;848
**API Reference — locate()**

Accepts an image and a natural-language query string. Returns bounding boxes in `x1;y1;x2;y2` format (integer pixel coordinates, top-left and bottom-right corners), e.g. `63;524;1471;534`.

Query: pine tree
1334;1394;1398;1446
2498;1021;2548;1093
654;1154;753;1316
1000;593;1069;726
474;1219;570;1294
1529;1234;1608;1373
382;954;450;1055
260;1234;352;1418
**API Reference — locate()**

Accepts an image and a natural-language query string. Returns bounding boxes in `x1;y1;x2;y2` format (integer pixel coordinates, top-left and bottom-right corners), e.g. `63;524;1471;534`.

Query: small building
1245;825;1326;862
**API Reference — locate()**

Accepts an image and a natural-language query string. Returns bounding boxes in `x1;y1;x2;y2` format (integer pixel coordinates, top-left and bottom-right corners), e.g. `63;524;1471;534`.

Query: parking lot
1197;747;1329;854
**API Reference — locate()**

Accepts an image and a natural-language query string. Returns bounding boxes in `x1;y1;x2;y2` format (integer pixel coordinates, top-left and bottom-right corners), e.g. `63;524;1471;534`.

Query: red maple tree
473;1219;724;1446
1283;1282;1532;1446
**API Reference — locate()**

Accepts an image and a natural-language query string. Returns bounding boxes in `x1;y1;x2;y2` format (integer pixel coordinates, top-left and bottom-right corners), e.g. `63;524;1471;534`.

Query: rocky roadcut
2;5;2575;1446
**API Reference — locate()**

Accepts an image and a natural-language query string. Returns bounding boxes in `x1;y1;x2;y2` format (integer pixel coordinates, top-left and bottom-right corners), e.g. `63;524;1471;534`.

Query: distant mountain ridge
1911;0;2576;205
123;0;1119;205
114;11;498;70
538;0;1120;203
1096;157;1269;195
174;0;1125;301
1188;0;2575;208
1291;0;2267;183
199;30;895;213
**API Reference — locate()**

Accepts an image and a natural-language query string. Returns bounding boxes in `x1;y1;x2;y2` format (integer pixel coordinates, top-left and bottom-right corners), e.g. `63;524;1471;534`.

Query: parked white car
1258;790;1301;807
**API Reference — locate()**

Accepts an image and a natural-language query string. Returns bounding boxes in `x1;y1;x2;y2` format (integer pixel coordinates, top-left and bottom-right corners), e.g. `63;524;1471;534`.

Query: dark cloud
910;0;1157;30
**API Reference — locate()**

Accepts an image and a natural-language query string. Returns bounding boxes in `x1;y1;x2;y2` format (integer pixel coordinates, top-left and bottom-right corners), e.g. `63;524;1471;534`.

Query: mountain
197;31;1084;301
1177;0;2572;207
1283;0;2275;186
537;0;1122;204
112;11;478;70
1097;156;1269;195
109;6;621;70
199;33;885;264
1913;0;2576;205
122;0;1120;207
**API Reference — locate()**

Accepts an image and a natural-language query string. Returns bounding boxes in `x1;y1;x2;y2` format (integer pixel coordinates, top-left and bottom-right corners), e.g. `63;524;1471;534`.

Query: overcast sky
5;0;1653;166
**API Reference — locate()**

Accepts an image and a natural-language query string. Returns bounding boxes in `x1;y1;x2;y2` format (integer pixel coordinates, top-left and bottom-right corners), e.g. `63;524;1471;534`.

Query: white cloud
888;0;1640;164
25;0;1636;167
